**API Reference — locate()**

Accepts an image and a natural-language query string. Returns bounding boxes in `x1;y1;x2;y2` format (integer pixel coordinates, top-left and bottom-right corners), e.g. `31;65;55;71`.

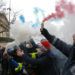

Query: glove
40;28;49;36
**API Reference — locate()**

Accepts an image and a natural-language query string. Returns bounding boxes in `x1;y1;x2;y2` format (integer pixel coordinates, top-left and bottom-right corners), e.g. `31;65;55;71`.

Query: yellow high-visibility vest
15;63;23;72
30;52;37;59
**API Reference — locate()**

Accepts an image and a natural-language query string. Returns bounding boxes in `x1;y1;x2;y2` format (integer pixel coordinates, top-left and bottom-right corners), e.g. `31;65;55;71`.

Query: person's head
14;46;24;57
20;39;38;53
0;46;6;56
8;46;24;57
1;47;5;53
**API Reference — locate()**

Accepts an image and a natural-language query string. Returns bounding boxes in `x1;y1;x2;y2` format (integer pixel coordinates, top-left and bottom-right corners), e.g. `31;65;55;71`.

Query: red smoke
59;0;75;14
43;0;75;22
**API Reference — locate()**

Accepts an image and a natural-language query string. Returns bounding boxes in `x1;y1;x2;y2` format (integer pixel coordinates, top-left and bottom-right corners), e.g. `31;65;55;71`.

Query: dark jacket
22;51;59;75
41;28;75;75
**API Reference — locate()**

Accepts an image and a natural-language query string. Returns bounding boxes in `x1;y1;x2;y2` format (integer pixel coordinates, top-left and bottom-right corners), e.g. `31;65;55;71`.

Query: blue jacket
9;58;28;75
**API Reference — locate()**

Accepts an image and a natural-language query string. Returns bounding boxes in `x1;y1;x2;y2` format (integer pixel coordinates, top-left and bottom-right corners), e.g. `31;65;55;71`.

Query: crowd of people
0;22;75;75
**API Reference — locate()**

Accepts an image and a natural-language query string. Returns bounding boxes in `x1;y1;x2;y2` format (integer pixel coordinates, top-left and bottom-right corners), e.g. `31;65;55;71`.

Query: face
16;48;24;57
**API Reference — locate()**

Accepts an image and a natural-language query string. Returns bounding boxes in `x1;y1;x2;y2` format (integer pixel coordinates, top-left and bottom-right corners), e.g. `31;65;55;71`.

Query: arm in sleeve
22;53;49;64
41;28;72;57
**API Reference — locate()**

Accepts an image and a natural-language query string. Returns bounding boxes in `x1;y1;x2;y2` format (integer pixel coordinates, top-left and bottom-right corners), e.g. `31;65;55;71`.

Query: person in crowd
8;38;59;75
0;46;6;61
7;46;28;75
1;47;9;75
19;39;38;53
40;22;75;75
20;39;60;75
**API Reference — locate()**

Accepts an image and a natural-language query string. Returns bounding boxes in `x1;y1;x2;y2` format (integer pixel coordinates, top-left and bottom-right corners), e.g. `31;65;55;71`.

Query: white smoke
61;13;75;44
7;0;75;49
9;18;43;44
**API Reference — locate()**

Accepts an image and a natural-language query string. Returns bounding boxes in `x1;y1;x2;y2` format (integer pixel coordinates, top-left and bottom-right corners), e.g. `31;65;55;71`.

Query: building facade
0;13;14;43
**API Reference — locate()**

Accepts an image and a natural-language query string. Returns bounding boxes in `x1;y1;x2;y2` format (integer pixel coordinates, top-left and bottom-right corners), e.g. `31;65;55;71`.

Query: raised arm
40;22;72;57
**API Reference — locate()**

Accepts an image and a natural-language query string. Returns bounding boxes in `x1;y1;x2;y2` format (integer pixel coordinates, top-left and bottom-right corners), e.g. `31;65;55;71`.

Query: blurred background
0;0;75;45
